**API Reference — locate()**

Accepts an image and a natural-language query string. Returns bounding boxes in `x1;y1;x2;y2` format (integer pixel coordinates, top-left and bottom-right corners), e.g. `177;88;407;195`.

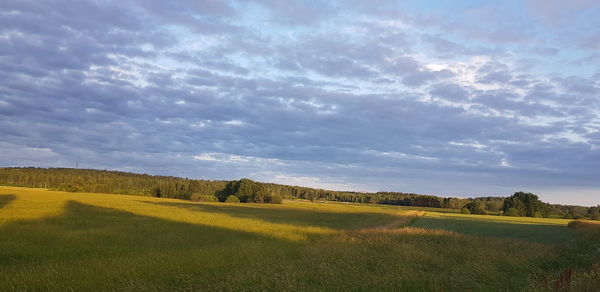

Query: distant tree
503;194;526;216
461;207;471;214
503;192;549;217
225;195;240;203
216;181;238;201
445;198;469;209
152;187;162;198
412;195;443;208
0;167;589;215
588;206;600;220
464;201;487;215
306;192;318;202
234;178;261;202
253;190;270;203
505;208;520;217
562;205;589;219
71;177;86;192
485;200;504;212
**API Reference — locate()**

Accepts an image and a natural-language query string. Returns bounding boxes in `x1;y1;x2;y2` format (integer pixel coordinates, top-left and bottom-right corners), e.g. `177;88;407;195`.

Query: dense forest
0;167;597;220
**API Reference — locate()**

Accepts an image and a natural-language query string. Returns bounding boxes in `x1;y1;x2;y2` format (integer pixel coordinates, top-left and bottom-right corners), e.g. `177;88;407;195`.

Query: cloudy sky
1;0;599;205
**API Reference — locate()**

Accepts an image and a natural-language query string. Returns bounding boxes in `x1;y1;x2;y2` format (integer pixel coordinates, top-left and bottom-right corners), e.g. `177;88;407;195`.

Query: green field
1;186;598;291
412;211;574;244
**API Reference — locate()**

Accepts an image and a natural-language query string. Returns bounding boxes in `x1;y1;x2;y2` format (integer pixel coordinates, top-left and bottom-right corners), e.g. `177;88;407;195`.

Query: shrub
461;207;471;214
191;194;218;202
59;183;83;193
269;194;283;204
225;195;240;203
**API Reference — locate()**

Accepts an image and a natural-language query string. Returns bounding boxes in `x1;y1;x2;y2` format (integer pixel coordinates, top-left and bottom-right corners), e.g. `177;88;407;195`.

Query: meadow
412;211;574;244
1;186;598;291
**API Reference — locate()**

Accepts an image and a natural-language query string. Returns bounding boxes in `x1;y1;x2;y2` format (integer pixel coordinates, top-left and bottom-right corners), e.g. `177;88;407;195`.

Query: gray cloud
430;83;470;101
250;0;333;25
0;0;599;204
526;0;599;28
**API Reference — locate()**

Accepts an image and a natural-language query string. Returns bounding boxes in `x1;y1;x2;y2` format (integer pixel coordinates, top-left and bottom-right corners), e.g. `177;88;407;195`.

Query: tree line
0;167;597;219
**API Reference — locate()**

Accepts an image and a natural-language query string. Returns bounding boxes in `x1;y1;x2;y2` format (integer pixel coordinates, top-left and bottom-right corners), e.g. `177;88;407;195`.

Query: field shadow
412;216;573;244
140;200;401;231
0;194;16;209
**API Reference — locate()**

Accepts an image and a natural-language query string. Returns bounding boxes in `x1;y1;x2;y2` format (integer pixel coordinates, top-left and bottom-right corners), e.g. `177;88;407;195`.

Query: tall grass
530;221;600;291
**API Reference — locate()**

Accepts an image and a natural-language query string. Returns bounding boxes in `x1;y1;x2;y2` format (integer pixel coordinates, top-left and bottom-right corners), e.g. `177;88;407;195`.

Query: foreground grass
0;186;584;291
531;221;600;291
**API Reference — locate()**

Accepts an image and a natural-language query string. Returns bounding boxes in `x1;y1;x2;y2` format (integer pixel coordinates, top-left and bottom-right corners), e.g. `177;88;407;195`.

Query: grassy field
0;186;598;291
412;211;574;244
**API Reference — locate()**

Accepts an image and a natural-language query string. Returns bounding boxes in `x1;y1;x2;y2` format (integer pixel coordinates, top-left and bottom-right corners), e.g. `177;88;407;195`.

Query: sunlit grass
0;188;67;223
423;210;573;226
0;186;411;241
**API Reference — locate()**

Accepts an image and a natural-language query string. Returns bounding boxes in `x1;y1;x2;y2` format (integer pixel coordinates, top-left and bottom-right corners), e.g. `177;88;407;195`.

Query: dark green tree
152;187;162;198
587;206;600;220
464;201;487;215
505;208;520;217
503;192;549;217
234;178;261;202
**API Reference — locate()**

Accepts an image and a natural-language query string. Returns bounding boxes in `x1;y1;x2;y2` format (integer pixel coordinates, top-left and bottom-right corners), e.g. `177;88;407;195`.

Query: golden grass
424;210;573;226
0;186;413;241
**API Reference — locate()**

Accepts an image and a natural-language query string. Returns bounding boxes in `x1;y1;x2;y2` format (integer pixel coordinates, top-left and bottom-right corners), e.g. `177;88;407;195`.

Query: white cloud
194;153;287;165
223;120;245;126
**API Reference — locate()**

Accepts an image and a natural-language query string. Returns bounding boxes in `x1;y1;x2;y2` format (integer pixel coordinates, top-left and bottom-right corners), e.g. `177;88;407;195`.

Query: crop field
1;186;598;291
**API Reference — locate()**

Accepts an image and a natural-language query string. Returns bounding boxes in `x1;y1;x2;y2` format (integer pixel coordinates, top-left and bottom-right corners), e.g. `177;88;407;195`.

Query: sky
1;0;599;206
